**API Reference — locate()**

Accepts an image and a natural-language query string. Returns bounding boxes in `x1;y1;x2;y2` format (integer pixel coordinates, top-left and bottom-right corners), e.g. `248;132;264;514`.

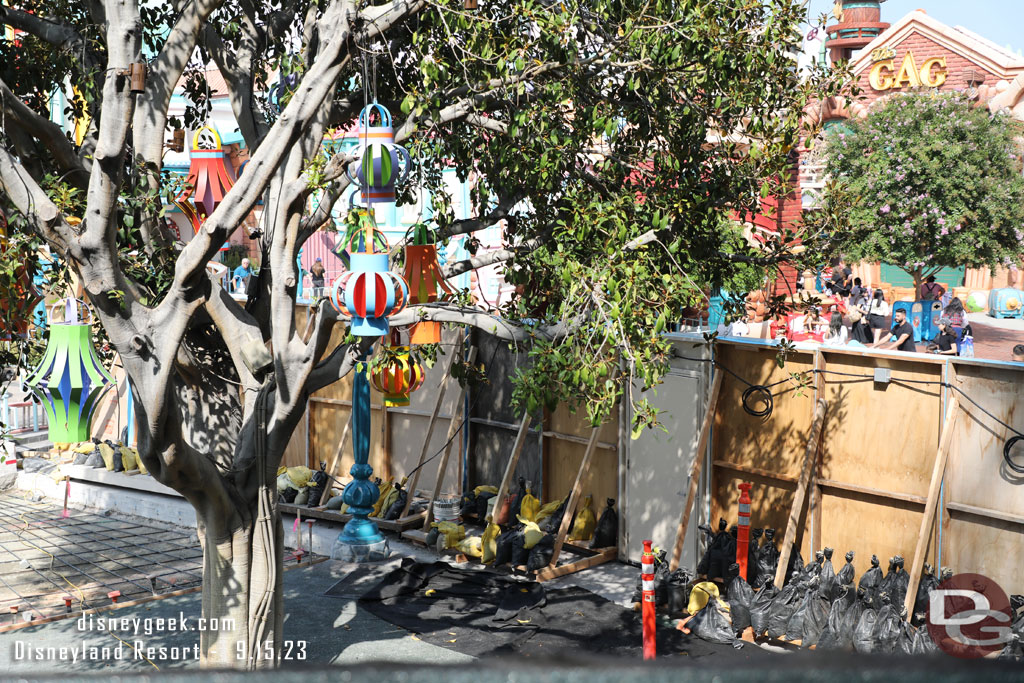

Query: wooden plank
535;547;617;582
548;423;604;569
904;393;959;617
712;460;798;485
490;413;533;524
316;420;350;506
381;403;391;482
815;478;927;506
810;350;825;554
400;351;457;518
420;346;478;531
774;398;828;588
403;528;430;546
278;502;425;532
669;371;724;572
945;502;1024;528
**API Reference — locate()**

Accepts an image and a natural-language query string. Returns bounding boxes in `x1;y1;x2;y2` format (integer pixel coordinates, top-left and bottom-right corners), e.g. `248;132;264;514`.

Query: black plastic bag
509;477;527;519
542;496;570;534
836;550;856;589
747;528;763;588
460;491;477;518
279;487;298;504
728;568;754;633
786;549;806;585
383;486;408;520
871;597;902;655
666;568;694;615
73;450;92;465
799;591;830;648
816;592;849;650
749;581;778;636
879;557;898;603
889;555;910;611
757;529;780;587
913;564;940;626
767;583;801;639
474;491;496;520
897;620;917;655
912;624;940;655
819;547;837;600
591;498;618;549
837;594;865;650
493;529;516;566
654;549;671;606
306;470;328;508
853;607;879;654
858;555;883;608
997;634;1023;661
526;534;555;571
688;598;736;645
510;529;530;567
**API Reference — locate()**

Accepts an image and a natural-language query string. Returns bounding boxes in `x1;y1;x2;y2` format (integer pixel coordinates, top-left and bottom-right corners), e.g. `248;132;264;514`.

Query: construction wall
707;338;1024;593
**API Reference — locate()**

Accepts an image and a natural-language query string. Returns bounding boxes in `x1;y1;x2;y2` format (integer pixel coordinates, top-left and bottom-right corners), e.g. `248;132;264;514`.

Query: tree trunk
197;500;284;669
912;268;923;300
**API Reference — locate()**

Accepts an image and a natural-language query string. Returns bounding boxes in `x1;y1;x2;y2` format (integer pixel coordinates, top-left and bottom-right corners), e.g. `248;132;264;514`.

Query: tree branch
443;235;546;278
0;7;99;70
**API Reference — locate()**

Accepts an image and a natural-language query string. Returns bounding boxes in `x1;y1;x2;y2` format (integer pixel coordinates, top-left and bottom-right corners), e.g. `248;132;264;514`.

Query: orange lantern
369;330;426;407
402;225;453;345
174;125;236;231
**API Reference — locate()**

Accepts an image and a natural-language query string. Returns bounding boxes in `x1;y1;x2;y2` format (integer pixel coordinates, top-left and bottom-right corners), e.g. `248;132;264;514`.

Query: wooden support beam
419;346;478;531
904;393;959;617
400;351;458;519
669;371;724;572
810;351;825;553
774;398;828;588
535;547;617;582
316;420;351;506
548;422;603;569
713;460;798;485
490;413;533;523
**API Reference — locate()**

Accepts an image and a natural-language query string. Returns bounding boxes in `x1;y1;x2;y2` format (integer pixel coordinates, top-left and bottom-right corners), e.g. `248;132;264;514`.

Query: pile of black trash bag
629;548;695;615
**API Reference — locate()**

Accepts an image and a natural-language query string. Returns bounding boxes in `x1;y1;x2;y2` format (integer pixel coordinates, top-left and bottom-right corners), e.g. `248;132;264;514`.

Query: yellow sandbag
517;515;544;550
432;521;465;549
473;485;499;496
568;495;597;541
375;483;398;518
118;446;137;472
481;519;500;564
73;442;96;454
97;442;116;471
285;466;312;488
687;581;720;615
277;466;287;477
371;480;394;517
457;535;483;558
535;497;564;524
131;449;149;475
520;491;540;522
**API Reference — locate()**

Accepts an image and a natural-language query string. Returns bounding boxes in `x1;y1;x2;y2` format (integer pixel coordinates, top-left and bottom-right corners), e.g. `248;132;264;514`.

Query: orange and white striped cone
737;482;752;581
641;539;656;660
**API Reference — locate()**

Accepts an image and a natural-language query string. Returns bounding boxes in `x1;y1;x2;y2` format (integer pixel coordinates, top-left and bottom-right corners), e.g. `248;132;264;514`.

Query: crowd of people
714;259;1011;359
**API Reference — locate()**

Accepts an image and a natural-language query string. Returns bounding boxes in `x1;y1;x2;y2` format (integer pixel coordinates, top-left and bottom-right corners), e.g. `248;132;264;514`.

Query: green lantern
26;299;113;443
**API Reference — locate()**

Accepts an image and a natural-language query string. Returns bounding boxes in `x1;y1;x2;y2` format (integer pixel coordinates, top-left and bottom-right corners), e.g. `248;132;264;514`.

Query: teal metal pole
338;351;384;546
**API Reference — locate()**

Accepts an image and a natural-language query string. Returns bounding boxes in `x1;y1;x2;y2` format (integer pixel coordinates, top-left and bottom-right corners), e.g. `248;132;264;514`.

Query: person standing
867;289;890;344
921;275;945;301
232;258;253;293
872;308;916;353
310;257;326;293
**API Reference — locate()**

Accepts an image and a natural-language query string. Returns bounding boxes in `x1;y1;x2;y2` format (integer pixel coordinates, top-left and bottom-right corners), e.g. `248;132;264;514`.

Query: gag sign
869;50;948;91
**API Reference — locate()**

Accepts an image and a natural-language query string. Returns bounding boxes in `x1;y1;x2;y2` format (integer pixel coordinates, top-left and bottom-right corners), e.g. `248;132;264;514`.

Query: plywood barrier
706;337;1024;593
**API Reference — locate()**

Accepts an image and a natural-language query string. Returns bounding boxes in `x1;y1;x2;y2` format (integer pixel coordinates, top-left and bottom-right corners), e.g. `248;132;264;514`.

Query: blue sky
805;1;1024;57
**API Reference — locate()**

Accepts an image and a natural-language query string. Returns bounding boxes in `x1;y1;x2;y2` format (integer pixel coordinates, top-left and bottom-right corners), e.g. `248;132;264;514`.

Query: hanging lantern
403;224;454;345
0;208;42;341
330;212;409;336
26;299;113;443
369;330;425;407
174;125;236;223
347;103;411;206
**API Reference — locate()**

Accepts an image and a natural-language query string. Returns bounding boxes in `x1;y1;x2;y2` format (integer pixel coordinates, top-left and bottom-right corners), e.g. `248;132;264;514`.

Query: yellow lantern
369;331;426;407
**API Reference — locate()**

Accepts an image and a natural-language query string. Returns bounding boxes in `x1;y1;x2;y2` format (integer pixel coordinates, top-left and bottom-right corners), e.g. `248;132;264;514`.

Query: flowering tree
824;92;1024;296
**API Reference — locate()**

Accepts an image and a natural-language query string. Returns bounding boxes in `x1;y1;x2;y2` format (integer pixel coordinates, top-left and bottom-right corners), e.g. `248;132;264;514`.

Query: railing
800;161;828;210
1;392;48;433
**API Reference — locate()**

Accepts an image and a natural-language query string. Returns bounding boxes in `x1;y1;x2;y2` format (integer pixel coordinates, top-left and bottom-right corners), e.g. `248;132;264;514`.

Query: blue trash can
892;300;943;343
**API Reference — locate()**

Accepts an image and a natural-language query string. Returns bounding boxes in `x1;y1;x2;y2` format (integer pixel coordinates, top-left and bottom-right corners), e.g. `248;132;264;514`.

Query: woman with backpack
867;289;890;344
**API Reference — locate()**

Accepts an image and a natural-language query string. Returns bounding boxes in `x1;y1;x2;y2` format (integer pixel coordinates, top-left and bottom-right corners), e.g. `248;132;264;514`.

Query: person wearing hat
310;257;326;292
929;318;959;356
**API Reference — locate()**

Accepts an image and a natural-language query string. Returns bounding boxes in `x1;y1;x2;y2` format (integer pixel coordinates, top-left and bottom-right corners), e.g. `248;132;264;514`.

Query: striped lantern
174;125;237;224
403;224;453;345
330;212;409;336
347;103;411;206
369;330;426;407
26;299;113;443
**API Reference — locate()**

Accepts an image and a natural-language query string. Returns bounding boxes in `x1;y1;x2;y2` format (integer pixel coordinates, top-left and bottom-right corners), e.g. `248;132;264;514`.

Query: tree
1;0;841;668
823;92;1024;297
